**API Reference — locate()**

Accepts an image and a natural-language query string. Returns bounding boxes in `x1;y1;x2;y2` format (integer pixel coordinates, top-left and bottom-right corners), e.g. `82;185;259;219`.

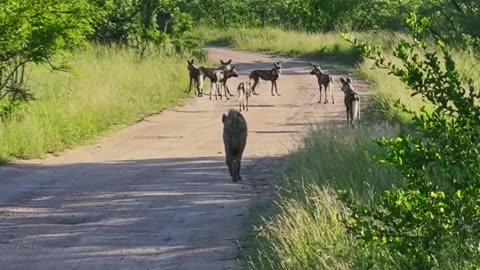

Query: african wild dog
187;59;204;97
222;109;248;182
249;62;282;96
219;59;237;97
310;63;334;104
237;81;252;112
200;65;239;100
340;77;361;129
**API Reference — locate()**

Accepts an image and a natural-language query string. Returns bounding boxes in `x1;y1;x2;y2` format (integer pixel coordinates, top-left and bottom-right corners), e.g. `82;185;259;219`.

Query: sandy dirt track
0;48;368;270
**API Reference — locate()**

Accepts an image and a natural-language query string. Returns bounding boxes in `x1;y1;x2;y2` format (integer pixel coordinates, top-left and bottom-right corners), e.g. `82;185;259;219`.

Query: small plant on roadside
339;13;480;268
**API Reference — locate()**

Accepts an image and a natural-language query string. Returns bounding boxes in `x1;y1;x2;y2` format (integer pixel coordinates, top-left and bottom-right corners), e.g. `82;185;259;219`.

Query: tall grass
0;46;189;161
244;125;402;270
221;28;480;269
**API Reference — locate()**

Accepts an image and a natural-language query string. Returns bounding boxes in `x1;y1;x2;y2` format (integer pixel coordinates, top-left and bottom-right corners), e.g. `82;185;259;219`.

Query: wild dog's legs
318;86;323;103
271;81;275;96
330;83;335;104
274;80;280;96
324;83;328;104
225;84;234;96
251;78;260;95
223;82;230;100
188;77;193;94
346;106;350;127
246;95;249;111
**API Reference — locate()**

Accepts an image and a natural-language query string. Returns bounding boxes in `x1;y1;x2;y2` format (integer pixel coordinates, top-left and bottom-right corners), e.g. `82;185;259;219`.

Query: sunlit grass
0;46;190;161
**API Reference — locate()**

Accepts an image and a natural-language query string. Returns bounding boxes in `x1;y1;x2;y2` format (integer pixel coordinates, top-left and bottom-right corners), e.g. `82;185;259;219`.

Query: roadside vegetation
1;0;479;268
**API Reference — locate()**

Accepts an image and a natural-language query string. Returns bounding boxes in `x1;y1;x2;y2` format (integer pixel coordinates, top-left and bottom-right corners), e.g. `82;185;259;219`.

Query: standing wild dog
187;59;204;97
219;59;235;97
222;109;248;182
198;59;234;100
249;62;282;96
237;81;252;112
310;63;334;104
201;65;239;100
340;77;361;129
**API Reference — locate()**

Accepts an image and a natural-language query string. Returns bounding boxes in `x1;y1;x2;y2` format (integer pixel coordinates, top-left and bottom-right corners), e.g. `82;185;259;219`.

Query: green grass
211;28;480;269
0;46;190;161
242;124;403;270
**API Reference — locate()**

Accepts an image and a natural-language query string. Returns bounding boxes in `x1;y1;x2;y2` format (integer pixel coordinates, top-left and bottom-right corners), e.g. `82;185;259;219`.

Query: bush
339;13;480;268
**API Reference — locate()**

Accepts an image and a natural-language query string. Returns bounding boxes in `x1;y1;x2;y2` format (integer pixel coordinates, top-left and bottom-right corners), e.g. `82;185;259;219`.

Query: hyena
340;77;361;129
187;59;204;97
310;63;334;104
222;109;248;182
249;62;282;96
237;81;252;112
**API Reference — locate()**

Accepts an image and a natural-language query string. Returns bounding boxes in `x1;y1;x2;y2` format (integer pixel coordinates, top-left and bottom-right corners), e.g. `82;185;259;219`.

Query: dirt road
0;48;367;270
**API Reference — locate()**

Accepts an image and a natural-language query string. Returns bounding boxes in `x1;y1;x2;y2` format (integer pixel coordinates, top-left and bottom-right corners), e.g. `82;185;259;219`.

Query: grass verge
241;124;403;269
0;46;190;161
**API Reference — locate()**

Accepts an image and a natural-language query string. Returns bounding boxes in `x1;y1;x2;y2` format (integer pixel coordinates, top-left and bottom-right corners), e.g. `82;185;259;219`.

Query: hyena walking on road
249;62;282;96
222;109;248;182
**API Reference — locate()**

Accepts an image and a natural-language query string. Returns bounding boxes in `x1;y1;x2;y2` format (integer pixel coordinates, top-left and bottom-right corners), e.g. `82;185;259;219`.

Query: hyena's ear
346;78;352;84
222;114;227;123
340;77;346;84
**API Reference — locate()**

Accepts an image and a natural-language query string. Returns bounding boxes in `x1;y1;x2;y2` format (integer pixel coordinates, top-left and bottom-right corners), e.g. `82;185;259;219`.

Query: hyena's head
310;63;322;76
340;77;354;94
220;59;232;71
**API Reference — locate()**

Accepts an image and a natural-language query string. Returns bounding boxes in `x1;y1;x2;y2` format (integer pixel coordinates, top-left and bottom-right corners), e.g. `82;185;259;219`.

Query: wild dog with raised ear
310;63;334;104
249;62;282;96
187;59;204;97
219;59;235;97
199;59;236;100
237;81;252;112
340;77;361;129
222;109;248;182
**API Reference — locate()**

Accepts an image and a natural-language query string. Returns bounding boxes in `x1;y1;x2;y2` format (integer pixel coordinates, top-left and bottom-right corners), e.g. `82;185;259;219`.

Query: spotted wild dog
340;77;361;129
219;59;238;97
310;63;334;104
222;109;248;182
249;62;282;96
187;59;204;97
237;81;252;112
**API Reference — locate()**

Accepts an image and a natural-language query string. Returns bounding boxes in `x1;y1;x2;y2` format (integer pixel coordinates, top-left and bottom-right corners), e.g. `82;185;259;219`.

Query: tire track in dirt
0;47;368;270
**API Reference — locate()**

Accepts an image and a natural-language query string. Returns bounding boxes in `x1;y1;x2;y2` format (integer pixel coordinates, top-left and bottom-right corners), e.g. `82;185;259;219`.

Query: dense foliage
339;14;480;268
